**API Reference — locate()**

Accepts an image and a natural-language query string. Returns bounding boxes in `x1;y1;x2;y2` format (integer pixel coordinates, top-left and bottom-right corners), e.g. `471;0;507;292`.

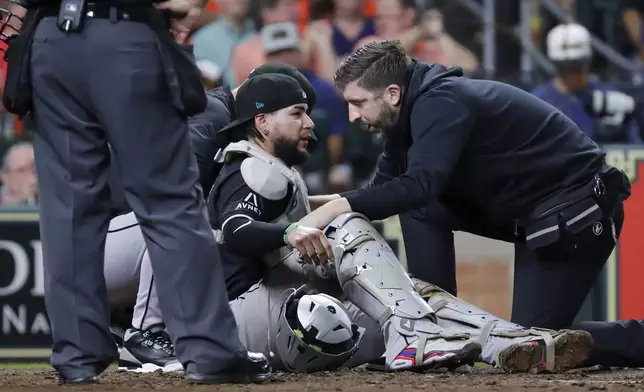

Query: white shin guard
411;278;556;366
322;213;474;369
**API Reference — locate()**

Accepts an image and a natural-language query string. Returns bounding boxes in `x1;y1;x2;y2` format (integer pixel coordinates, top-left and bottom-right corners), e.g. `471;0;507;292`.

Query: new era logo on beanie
217;73;309;139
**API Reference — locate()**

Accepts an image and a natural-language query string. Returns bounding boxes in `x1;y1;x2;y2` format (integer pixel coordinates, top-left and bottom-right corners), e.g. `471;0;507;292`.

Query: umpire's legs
510;203;624;329
86;19;246;373
30;18;117;376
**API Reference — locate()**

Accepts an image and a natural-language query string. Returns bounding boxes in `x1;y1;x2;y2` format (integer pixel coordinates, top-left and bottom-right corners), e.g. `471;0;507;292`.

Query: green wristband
283;222;299;246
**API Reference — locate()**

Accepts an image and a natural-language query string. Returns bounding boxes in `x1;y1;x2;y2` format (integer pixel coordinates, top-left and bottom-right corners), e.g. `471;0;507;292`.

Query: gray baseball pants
103;213;384;369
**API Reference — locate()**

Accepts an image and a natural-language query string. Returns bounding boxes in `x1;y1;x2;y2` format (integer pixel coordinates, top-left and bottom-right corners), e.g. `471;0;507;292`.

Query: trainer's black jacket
344;61;606;228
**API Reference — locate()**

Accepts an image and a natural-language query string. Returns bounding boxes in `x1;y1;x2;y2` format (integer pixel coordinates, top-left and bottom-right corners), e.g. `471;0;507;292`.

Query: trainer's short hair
334;40;411;93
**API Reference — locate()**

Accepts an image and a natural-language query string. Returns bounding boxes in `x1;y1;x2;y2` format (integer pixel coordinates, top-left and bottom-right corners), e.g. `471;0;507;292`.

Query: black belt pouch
520;176;606;250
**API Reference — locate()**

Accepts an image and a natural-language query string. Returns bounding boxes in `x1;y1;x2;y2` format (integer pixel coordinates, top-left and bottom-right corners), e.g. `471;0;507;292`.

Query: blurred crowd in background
1;0;644;207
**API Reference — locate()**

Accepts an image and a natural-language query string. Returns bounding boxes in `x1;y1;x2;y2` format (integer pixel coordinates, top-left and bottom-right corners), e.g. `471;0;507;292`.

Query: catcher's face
256;103;313;167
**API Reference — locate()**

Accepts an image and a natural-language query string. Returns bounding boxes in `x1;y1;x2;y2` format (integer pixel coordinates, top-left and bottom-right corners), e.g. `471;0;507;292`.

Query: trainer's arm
300;91;474;228
217;175;291;258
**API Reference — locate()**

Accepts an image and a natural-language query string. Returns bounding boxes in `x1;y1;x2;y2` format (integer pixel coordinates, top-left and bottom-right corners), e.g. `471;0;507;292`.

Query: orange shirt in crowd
362;0;376;17
205;0;219;13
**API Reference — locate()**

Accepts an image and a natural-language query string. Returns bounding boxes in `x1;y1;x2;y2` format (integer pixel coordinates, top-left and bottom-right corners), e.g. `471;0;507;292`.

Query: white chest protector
216;141;311;270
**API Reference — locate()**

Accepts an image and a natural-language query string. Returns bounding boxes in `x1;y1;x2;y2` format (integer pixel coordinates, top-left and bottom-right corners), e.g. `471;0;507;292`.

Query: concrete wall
453;231;514;319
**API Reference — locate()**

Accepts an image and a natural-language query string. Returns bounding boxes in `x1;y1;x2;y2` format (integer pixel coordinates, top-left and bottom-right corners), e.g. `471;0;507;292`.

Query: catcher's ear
254;114;270;135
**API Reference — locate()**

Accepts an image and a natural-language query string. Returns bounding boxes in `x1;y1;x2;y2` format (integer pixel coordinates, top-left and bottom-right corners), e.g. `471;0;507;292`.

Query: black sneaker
58;375;100;385
118;325;183;373
186;351;272;384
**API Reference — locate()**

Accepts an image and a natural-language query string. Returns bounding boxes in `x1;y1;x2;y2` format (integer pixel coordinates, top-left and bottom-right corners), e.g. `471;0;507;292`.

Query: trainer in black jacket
298;40;641;369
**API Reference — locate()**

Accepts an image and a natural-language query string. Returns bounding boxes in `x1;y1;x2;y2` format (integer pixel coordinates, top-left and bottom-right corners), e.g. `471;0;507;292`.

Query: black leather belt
41;2;153;22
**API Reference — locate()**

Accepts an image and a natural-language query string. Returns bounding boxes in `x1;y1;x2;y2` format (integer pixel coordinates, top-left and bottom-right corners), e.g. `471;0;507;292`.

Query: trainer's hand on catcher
285;224;334;265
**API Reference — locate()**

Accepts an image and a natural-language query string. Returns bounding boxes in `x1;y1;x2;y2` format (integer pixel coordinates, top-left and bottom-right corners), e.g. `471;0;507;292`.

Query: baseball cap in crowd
261;22;300;55
248;61;317;113
217;73;309;142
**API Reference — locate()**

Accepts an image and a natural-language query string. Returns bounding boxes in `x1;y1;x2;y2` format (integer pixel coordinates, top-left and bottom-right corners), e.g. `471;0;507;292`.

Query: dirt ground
2;366;644;392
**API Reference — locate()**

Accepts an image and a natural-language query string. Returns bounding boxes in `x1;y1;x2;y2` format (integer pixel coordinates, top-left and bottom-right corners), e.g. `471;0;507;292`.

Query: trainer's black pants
400;200;644;368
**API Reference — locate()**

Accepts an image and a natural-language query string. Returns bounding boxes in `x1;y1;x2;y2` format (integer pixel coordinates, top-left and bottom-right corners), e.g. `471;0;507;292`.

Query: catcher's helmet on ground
275;286;365;373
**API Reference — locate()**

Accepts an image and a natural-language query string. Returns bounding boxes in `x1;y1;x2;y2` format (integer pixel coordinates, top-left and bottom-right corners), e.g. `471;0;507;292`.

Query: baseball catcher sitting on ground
102;73;593;375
